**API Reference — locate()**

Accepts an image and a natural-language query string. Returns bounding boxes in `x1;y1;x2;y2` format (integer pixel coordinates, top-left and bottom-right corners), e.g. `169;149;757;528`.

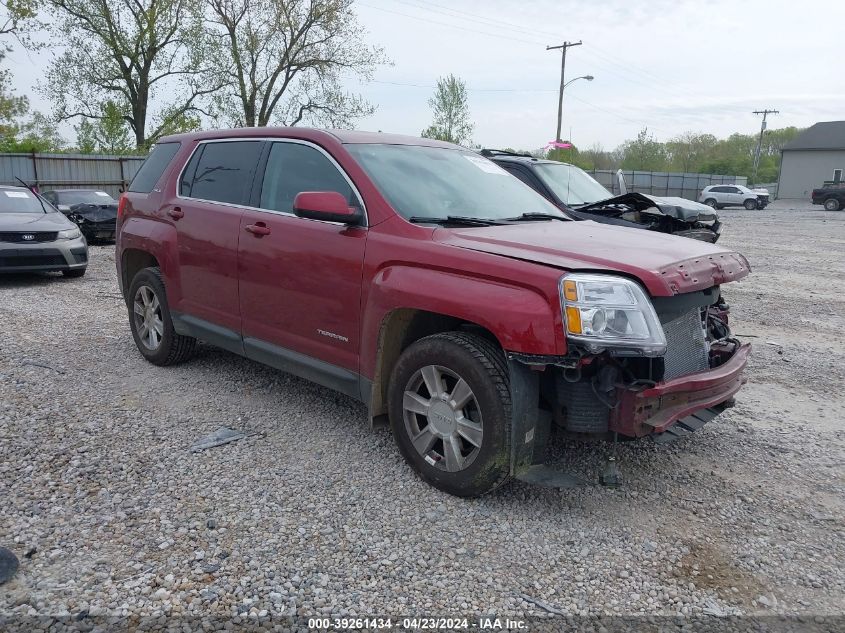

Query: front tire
388;332;512;497
127;267;197;366
824;198;841;211
744;198;758;210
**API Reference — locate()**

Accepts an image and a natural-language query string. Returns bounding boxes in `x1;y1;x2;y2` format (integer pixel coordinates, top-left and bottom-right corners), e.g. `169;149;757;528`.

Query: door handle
167;207;184;220
245;222;271;237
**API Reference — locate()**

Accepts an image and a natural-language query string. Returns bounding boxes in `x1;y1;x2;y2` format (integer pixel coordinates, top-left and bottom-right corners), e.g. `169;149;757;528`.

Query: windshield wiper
505;212;573;222
15;176;49;214
408;215;506;226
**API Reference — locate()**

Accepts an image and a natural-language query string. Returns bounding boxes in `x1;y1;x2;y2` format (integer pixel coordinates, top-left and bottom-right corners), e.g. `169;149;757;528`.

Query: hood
578;192;718;223
751;188;770;195
0;212;76;231
434;220;749;296
69;202;118;223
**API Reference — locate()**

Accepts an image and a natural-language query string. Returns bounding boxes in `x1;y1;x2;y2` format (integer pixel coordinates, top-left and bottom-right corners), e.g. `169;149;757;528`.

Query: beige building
778;121;845;199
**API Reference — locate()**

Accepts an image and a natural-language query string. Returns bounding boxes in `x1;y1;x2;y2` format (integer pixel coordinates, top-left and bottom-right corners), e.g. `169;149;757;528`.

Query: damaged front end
571;192;722;243
66;203;118;241
545;291;748;443
506;275;749;481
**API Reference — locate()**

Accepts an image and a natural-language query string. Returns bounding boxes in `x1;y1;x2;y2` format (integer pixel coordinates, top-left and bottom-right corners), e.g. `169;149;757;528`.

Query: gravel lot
1;205;844;626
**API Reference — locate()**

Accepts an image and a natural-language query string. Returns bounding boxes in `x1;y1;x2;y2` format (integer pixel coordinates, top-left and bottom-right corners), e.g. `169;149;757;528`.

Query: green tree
45;0;215;149
1;0;42;43
665;131;718;172
421;74;473;145
0;50;64;151
618;127;668;171
203;0;386;128
74;101;134;154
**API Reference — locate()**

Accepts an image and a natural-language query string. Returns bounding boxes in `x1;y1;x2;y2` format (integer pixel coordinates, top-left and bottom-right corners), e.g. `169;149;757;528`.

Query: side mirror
293;191;363;225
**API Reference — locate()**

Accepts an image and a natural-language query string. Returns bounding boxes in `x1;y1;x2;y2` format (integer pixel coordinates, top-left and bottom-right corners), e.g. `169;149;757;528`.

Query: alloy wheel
133;285;164;351
402;364;484;473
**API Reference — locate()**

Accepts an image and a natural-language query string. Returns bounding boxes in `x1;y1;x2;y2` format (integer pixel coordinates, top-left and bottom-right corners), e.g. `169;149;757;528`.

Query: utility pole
752;109;778;183
547;40;582;142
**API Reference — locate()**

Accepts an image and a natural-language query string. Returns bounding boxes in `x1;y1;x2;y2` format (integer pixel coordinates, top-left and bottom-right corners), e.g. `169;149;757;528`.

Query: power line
547;41;583;142
752;109;779;182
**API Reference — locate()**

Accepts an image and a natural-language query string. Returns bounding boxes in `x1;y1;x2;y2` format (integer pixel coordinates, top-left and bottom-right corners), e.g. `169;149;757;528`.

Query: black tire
703;198;717;209
744;198;758;210
62;268;86;278
824;198;841;211
127;266;197;366
388;331;512;497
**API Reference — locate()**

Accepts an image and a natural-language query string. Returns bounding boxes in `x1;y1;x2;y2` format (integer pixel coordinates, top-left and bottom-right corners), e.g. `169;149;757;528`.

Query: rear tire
824;198;841;211
704;198;717;209
127;267;197;366
388;331;512;497
744;198;758;210
62;268;86;278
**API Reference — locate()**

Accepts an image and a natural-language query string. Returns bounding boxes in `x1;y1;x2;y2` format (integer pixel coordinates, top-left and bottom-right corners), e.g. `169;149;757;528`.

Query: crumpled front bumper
609;343;751;437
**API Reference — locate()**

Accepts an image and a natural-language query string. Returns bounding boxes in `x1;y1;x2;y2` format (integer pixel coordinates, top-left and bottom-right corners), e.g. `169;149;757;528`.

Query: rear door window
129;142;181;193
185;141;263;205
259;142;360;214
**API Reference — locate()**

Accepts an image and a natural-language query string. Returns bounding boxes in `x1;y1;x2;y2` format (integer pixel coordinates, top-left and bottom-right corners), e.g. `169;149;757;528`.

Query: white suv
699;185;770;210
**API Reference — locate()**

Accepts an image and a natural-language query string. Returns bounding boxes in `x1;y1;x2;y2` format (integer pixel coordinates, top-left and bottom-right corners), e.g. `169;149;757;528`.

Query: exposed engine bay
570;192;722;243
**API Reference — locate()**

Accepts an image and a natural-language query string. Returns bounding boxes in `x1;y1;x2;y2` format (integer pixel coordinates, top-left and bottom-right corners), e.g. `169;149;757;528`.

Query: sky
7;0;845;151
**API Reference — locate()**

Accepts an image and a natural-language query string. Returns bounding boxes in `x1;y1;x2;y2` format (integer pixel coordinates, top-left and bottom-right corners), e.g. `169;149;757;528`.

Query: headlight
57;228;81;240
560;273;666;356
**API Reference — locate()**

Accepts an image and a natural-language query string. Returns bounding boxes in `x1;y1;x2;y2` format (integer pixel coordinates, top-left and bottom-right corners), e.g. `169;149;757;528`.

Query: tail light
117;192;128;223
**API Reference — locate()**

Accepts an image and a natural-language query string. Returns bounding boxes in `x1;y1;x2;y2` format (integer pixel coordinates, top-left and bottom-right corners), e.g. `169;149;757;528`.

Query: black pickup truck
811;183;845;211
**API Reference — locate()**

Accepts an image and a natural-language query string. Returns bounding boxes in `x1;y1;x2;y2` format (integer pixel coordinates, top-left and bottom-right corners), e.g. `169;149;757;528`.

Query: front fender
360;264;563;380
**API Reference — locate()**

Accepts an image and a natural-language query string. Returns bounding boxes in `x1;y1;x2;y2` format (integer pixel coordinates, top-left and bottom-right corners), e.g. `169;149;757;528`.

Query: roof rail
479;148;533;158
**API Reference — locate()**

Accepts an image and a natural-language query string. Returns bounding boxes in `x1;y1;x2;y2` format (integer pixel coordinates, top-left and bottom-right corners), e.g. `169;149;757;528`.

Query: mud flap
507;360;588;488
507;359;540;476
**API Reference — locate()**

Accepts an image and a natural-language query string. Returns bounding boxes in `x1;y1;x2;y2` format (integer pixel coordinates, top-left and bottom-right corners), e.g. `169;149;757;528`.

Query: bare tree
421;74;473;145
203;0;387;128
44;0;218;148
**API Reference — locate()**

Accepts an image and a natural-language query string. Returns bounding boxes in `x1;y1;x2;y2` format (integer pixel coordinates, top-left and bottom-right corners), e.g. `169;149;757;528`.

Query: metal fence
586;170;748;201
1;152;749;202
0;152;146;197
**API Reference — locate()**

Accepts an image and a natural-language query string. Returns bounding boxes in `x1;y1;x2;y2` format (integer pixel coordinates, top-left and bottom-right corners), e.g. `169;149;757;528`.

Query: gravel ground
1;206;843;627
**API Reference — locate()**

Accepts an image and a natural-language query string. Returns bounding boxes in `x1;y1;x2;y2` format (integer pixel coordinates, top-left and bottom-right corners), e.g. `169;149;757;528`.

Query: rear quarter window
129;142;181;193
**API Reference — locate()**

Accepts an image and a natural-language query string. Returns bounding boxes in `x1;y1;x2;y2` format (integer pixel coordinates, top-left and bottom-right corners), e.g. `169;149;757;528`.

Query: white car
699;185;770;210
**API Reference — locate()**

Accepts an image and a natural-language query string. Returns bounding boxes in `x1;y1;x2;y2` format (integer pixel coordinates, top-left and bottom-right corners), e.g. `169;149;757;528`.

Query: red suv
117;128;751;497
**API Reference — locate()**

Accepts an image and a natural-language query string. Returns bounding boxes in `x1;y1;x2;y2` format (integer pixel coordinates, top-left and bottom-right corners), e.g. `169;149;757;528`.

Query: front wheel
824;198;841;211
388;332;512;497
744;198;758;210
127;267;197;366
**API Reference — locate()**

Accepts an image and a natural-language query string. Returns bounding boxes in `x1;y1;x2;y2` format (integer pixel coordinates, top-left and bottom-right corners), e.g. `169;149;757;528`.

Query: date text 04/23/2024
307;617;528;630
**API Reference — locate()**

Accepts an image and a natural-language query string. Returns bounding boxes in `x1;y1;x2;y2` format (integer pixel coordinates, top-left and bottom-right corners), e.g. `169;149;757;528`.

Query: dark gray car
0;185;89;277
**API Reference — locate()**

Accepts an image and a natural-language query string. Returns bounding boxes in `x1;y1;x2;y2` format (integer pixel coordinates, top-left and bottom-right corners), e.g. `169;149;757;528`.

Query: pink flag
544;141;572;150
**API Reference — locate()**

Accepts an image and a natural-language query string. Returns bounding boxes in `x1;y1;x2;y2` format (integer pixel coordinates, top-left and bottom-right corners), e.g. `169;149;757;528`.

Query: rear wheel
388;332;512;497
824;198;841;211
128;267;197;366
744;198;758;210
704;198;718;209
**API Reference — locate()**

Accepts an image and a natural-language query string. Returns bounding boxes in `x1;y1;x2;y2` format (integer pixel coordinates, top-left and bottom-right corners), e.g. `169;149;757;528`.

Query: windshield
533;163;613;205
0;188;49;214
58;190;116;205
345;144;564;221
